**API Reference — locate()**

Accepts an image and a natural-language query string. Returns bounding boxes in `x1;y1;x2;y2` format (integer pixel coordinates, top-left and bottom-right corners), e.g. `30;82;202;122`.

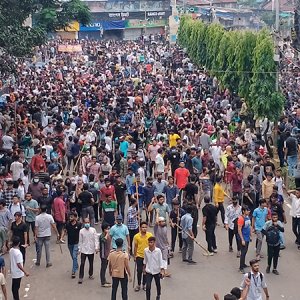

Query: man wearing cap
110;215;130;253
154;217;170;276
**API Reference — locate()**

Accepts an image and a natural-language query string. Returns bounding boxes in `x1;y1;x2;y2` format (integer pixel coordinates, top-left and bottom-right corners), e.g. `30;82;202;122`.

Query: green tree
236;31;257;99
249;31;284;156
215;31;232;87
0;0;91;75
196;21;208;66
221;31;240;93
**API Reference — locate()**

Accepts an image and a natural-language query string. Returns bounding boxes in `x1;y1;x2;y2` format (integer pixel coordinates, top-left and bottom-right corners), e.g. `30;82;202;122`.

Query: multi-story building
79;0;172;40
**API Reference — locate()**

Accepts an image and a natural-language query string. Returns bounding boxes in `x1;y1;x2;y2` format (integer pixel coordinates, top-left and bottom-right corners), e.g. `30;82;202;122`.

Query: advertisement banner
92;10;172;21
57;45;83;52
126;19;167;28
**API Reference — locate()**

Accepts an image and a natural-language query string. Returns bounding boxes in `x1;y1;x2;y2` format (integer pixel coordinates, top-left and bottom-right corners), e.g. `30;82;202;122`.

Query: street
3;200;298;300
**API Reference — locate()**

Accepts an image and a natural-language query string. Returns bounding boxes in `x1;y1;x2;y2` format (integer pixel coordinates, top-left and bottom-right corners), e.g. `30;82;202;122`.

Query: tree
236;31;257;99
177;17;285;153
249;31;284;156
0;0;91;76
221;31;240;93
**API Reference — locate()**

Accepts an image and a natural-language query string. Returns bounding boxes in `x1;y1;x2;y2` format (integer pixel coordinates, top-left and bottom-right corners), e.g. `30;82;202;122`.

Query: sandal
134;286;141;292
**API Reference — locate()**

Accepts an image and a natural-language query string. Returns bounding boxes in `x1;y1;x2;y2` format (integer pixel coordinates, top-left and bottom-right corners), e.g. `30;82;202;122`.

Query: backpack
247;272;263;282
265;225;280;246
9;203;24;215
233;216;244;234
88;182;98;203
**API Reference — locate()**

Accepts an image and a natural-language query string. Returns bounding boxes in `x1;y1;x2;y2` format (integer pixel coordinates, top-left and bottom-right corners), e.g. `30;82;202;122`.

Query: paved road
3;200;299;300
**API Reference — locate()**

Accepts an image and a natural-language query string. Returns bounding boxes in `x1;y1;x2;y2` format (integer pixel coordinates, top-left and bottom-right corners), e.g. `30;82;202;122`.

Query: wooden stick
135;180;141;231
175;224;210;255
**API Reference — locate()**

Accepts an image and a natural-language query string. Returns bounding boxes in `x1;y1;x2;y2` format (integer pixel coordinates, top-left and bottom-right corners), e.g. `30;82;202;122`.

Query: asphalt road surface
3;200;298;300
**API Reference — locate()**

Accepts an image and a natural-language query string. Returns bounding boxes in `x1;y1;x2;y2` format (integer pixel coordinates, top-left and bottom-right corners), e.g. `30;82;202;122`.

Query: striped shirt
127;206;139;230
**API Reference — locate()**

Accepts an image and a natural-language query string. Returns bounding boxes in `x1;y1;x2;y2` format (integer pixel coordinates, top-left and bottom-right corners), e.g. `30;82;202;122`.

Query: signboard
57;45;83;52
126;19;167;28
56;21;80;32
92;10;172;21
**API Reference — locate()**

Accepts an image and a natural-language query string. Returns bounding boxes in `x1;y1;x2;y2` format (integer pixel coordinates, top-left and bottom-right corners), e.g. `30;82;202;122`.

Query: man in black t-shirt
284;131;298;176
114;175;126;219
78;184;95;227
202;196;218;255
63;211;82;278
37;187;52;214
184;175;199;206
11;212;28;263
168;147;180;176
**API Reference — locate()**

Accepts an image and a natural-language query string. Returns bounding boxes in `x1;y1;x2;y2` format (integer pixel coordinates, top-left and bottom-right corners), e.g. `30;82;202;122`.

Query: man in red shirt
52;191;66;243
100;178;116;202
174;161;190;204
30;149;46;175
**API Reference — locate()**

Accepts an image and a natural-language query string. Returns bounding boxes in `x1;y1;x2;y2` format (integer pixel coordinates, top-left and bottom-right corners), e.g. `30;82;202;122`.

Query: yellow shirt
169;134;180;148
133;232;153;258
213;183;225;204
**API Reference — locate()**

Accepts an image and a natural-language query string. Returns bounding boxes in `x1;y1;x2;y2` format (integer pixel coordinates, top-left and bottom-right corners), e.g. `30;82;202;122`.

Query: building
262;0;295;12
79;0;172;40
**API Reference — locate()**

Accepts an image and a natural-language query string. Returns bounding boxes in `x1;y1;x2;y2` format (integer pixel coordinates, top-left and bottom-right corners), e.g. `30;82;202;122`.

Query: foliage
236;31;257;98
177;16;285;123
249;31;284;121
0;0;91;76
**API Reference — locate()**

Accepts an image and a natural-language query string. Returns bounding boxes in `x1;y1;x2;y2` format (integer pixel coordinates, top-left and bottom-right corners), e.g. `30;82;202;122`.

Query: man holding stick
181;205;196;264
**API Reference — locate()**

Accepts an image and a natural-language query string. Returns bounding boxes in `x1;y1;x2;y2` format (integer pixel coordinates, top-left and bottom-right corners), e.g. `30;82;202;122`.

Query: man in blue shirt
125;168;135;200
119;137;129;158
191;149;202;176
163;176;179;211
181;205;196;264
237;205;252;274
109;215;130;253
252;199;268;261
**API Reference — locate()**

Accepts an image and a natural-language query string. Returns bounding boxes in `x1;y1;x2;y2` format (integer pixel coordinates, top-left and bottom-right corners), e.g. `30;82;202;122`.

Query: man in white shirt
143;236;165;300
78;218;99;284
155;148;165;175
240;259;269;300
288;188;300;249
2;134;14;151
9;236;29;300
34;205;59;267
10;157;24;181
8;196;26;222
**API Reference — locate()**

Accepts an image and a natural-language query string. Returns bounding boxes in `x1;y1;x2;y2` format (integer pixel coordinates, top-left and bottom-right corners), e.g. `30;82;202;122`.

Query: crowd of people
0;37;299;300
